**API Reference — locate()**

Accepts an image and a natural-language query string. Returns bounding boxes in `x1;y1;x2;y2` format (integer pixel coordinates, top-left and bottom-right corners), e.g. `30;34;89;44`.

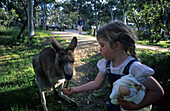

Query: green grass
136;40;170;48
81;52;103;64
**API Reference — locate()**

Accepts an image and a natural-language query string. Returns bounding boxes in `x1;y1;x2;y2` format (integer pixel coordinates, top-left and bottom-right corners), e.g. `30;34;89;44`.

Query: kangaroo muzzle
64;63;73;80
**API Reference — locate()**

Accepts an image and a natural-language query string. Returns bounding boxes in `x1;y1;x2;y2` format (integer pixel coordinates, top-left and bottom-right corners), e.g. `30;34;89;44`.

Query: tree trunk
123;15;126;24
94;5;98;31
44;4;47;26
28;0;34;38
17;21;27;40
17;0;27;40
41;0;44;27
109;5;114;21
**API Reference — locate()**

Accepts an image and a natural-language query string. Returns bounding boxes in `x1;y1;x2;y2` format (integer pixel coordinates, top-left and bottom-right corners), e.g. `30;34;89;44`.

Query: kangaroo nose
65;74;73;80
64;63;73;80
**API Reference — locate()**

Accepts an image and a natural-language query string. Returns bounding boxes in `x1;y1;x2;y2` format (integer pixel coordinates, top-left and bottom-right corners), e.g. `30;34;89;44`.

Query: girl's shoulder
97;58;108;74
97;58;108;65
130;61;154;74
130;60;154;83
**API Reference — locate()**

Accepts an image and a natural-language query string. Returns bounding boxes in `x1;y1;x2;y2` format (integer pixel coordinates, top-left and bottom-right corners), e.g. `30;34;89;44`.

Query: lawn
136;40;170;48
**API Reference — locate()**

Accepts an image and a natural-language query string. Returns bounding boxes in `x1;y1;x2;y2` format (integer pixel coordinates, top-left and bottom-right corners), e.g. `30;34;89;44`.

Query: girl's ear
114;41;121;50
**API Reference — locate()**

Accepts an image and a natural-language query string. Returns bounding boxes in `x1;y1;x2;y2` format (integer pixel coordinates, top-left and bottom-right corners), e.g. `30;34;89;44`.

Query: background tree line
0;0;169;43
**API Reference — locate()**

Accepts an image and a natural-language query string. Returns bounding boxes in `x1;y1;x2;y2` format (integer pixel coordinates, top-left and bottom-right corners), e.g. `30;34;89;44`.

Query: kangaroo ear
50;36;62;52
67;37;77;51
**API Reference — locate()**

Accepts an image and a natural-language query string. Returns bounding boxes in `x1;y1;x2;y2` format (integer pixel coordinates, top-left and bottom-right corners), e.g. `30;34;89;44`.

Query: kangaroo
32;36;77;111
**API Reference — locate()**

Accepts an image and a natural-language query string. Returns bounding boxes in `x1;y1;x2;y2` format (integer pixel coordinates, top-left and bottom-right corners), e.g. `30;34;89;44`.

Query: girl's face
98;38;116;60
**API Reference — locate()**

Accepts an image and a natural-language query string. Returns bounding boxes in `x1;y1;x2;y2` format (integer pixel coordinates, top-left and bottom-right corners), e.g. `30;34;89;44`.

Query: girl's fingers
63;88;69;95
117;96;124;103
63;87;75;95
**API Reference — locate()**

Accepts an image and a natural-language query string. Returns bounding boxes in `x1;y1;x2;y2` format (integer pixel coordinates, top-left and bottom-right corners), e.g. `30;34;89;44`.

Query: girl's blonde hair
97;21;138;59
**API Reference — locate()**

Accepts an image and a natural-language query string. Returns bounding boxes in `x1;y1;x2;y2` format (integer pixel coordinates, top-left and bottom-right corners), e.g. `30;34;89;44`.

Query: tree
28;0;34;38
126;0;169;43
106;0;116;21
17;0;28;40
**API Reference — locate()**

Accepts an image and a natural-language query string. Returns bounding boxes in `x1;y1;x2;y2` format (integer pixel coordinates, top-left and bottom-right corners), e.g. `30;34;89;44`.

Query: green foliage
126;0;169;42
137;49;170;87
1;8;19;29
0;27;21;44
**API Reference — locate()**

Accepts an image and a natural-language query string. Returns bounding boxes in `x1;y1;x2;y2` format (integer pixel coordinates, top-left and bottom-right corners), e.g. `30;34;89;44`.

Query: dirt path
52;30;170;52
52;30;100;73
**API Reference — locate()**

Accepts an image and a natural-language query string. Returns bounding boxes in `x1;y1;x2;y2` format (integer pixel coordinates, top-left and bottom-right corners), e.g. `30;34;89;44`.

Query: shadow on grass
0;84;41;110
0;83;79;111
0;37;14;45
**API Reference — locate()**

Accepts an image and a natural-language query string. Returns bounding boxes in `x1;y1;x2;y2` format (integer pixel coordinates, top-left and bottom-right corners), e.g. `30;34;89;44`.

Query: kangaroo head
50;36;77;80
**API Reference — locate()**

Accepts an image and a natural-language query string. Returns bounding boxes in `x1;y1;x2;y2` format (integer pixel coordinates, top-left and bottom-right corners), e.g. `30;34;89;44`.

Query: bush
0;26;21;44
137;49;170;87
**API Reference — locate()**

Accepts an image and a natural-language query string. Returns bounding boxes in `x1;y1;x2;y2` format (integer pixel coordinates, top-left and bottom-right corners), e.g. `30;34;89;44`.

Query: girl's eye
101;44;104;47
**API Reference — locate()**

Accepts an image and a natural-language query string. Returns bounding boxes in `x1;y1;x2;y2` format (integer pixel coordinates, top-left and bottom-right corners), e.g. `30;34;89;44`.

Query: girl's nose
99;47;102;52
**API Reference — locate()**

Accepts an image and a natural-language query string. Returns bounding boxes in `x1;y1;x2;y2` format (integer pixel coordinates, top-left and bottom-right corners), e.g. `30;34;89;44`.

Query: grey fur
32;36;77;111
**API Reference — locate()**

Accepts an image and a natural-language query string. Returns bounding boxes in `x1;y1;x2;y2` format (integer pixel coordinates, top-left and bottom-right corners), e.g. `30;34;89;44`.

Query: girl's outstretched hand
63;87;75;95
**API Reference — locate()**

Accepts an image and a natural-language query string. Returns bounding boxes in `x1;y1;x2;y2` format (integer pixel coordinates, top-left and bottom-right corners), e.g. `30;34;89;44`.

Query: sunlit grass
136;40;170;48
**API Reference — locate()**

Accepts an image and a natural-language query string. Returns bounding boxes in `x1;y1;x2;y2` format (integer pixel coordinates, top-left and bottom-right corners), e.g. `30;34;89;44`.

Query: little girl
63;21;164;111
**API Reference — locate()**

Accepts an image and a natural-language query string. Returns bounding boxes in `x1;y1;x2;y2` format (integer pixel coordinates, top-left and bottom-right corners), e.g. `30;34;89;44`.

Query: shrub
138;49;170;87
0;27;21;44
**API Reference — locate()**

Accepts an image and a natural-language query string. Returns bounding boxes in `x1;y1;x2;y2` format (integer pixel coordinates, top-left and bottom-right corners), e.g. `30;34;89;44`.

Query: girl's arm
63;72;106;95
118;76;164;110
